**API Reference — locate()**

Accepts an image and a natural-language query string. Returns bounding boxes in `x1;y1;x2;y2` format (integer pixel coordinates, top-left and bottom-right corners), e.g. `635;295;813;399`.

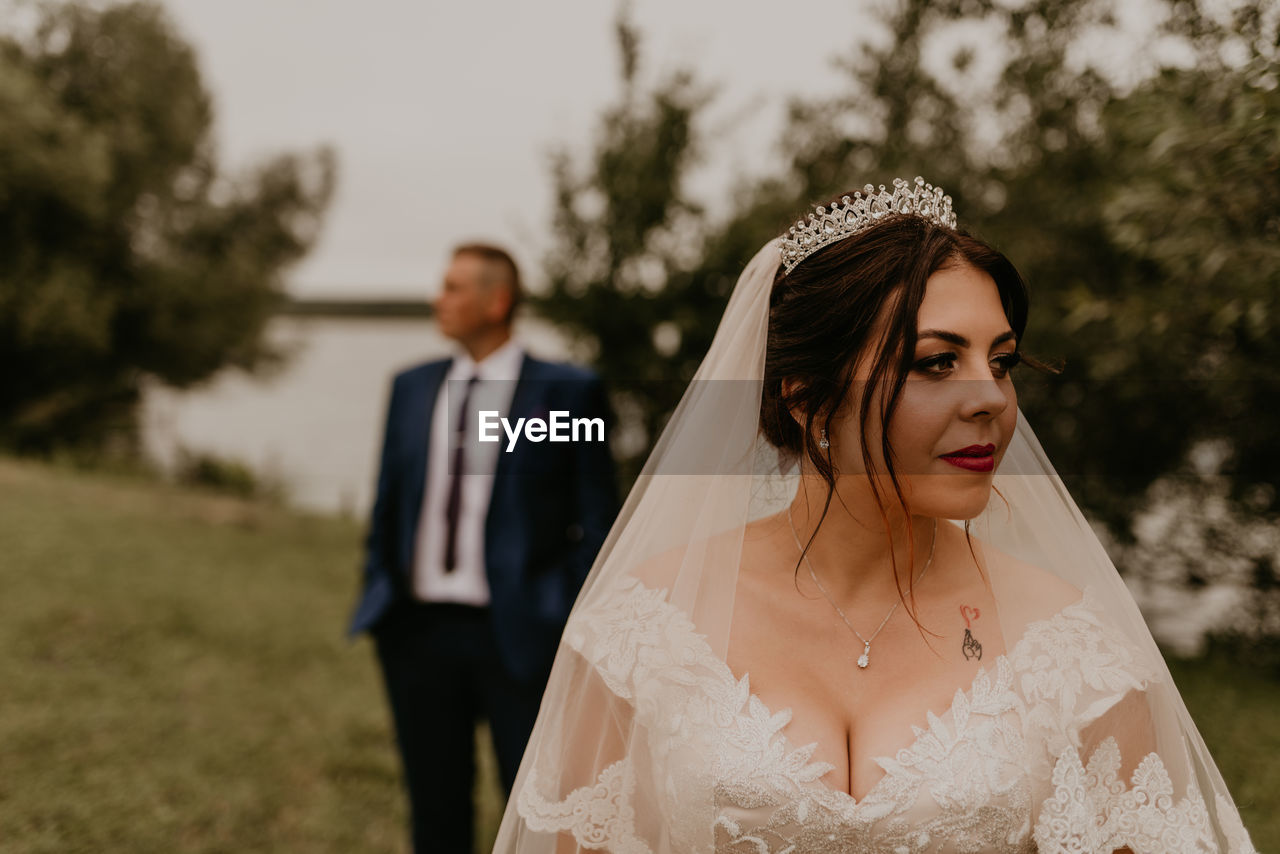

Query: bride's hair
761;209;1034;609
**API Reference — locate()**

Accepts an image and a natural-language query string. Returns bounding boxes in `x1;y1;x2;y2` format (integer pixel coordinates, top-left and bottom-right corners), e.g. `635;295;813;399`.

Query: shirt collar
450;337;524;382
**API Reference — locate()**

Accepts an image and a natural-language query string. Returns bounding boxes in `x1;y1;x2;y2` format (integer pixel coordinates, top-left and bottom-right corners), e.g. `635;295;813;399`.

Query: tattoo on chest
960;605;983;661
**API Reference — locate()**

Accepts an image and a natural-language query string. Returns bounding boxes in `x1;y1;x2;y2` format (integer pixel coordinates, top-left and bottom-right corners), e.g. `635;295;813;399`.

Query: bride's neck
788;476;936;602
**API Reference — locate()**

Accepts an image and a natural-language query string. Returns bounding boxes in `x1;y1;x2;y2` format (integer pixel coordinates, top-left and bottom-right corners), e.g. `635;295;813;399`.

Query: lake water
140;315;571;517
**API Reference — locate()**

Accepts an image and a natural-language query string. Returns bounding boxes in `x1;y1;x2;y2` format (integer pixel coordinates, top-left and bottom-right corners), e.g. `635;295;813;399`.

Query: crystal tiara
779;177;957;274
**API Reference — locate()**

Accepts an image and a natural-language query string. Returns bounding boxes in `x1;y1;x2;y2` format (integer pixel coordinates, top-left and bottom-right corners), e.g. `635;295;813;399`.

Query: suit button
566;523;584;542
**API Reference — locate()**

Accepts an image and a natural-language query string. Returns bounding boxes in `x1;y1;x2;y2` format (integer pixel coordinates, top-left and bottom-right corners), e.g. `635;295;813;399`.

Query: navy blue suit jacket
348;354;618;684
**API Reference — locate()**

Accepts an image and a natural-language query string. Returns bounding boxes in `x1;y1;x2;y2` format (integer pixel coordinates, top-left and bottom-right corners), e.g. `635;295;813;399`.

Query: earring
818;428;830;450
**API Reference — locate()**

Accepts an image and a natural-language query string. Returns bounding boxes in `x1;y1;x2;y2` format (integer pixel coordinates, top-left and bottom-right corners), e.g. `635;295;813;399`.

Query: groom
348;243;618;853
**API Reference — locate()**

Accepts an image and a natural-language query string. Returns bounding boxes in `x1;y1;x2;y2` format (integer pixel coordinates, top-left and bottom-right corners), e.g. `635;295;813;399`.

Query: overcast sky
159;0;869;298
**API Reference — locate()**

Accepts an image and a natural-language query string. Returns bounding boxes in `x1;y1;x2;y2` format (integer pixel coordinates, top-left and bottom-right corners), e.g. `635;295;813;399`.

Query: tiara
779;177;957;274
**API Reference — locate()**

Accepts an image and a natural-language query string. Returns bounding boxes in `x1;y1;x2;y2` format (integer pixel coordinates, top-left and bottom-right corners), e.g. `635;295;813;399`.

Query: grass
0;457;1273;852
0;457;503;853
1166;652;1280;849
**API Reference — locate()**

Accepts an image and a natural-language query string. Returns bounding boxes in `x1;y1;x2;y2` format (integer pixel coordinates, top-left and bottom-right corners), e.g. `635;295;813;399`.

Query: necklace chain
786;507;938;668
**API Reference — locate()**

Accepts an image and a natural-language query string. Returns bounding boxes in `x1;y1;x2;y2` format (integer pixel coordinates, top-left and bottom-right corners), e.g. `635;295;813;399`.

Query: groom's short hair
453;242;522;324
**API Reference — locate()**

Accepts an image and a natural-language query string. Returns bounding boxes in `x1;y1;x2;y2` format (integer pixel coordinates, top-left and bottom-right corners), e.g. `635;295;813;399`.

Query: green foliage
0;1;335;453
1092;61;1280;507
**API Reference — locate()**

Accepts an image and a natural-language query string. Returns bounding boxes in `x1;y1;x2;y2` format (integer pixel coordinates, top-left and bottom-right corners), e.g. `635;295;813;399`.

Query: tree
534;12;712;479
0;1;335;452
1096;58;1280;506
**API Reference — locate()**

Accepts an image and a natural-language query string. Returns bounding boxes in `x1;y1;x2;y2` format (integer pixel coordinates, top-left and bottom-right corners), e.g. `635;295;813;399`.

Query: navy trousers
373;600;545;854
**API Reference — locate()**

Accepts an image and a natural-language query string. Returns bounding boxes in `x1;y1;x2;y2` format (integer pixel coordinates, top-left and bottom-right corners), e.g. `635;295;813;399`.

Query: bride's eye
991;351;1021;379
912;353;957;377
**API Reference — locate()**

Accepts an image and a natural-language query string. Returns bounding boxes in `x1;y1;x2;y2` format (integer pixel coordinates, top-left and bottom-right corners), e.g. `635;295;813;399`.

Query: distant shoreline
279;298;433;318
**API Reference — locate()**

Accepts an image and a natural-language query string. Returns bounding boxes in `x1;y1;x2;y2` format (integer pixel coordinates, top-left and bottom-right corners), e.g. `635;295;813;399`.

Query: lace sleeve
512;580;652;853
1018;593;1257;854
514;577;717;853
517;757;650;854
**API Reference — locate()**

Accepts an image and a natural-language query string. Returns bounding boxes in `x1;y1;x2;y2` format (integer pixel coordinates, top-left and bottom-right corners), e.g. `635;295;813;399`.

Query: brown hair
762;206;1040;620
452;242;523;323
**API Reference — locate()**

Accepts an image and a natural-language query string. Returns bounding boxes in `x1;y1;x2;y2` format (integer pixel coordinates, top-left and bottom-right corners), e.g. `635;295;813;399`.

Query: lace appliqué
1034;737;1217;854
518;759;652;854
712;656;1033;854
1010;592;1156;752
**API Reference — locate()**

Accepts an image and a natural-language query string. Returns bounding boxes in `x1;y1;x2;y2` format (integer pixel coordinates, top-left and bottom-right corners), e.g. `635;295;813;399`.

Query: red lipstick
940;443;996;473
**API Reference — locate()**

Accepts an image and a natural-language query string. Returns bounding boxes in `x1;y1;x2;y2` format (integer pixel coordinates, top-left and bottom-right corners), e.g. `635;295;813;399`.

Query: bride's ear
780;378;809;428
781;378;829;454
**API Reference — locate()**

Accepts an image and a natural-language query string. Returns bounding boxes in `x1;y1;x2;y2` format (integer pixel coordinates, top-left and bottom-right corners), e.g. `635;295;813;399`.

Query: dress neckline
717;586;1093;808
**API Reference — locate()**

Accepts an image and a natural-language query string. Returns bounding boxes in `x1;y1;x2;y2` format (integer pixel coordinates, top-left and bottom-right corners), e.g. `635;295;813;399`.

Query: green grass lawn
0;457;1274;852
1166;651;1280;850
0;458;503;853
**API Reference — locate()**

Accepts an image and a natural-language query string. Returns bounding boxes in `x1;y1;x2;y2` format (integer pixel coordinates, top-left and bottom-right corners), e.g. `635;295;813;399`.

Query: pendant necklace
787;507;938;669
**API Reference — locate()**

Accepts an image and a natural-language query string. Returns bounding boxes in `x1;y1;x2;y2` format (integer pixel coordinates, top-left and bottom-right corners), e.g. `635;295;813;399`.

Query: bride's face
832;261;1019;520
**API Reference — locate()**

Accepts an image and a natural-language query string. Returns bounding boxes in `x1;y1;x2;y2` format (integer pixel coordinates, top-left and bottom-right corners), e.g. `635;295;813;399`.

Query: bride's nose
958;375;1010;421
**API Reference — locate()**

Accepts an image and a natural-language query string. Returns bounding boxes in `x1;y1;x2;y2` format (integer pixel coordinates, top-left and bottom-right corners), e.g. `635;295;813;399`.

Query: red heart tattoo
960;605;980;628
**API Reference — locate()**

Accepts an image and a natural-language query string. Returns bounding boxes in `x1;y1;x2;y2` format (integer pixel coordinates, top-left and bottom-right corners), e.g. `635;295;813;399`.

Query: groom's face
434;253;507;342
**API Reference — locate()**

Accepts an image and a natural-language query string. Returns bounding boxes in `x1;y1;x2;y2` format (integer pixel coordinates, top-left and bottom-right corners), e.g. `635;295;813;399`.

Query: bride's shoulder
966;529;1084;625
602;516;788;607
614;523;754;594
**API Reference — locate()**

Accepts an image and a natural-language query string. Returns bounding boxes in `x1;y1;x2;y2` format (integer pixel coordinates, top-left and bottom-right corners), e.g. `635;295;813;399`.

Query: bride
495;178;1256;853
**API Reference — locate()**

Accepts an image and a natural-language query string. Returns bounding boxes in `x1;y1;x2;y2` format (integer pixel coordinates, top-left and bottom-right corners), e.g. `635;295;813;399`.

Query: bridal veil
493;216;1256;852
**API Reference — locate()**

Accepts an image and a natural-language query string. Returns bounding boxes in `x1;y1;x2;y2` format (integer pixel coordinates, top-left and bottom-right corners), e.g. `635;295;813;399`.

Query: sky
159;0;869;299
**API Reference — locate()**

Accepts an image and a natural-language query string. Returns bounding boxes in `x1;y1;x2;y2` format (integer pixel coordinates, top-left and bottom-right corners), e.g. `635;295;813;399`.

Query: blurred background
1;0;1276;851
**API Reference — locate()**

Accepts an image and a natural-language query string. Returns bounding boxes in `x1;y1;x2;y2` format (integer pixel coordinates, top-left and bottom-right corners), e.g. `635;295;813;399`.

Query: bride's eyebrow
917;329;1017;348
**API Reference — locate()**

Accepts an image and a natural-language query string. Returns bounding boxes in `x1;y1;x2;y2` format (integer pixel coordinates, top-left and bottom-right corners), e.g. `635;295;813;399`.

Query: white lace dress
516;577;1256;854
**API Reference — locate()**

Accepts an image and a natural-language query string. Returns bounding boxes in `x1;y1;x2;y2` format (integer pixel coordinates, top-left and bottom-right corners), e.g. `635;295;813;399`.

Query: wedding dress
495;188;1257;853
516;574;1249;853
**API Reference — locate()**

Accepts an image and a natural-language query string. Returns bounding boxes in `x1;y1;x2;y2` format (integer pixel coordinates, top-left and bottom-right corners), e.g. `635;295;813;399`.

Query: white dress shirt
413;338;524;605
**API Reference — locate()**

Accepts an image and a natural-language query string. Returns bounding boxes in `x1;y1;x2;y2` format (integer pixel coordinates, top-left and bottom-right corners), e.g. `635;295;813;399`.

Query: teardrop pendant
857;642;871;669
